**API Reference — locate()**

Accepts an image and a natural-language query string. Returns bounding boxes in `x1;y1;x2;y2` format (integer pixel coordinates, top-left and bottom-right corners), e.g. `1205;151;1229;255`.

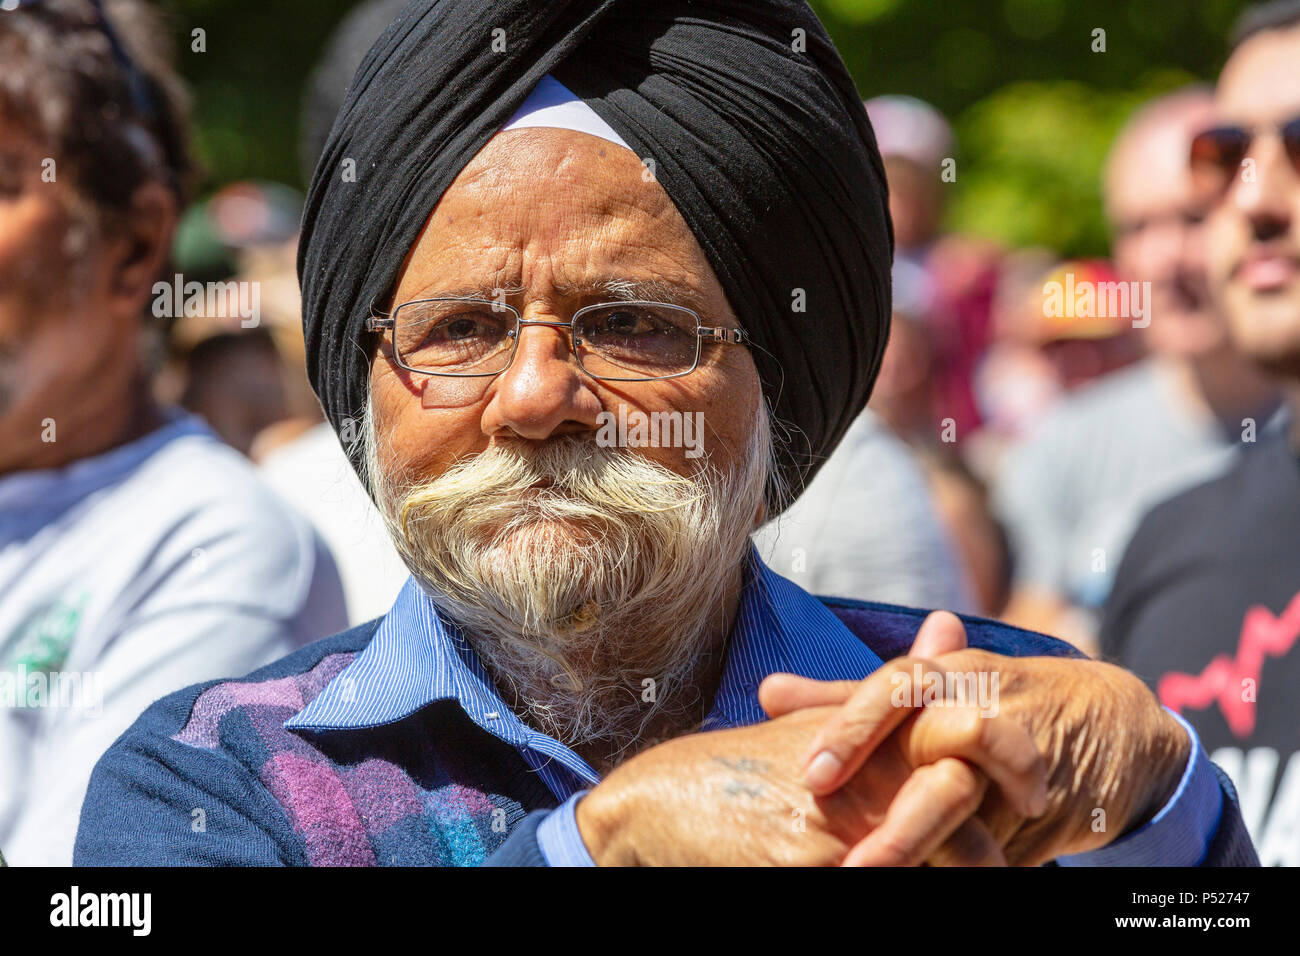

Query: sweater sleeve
74;685;306;866
1200;764;1261;867
481;810;549;866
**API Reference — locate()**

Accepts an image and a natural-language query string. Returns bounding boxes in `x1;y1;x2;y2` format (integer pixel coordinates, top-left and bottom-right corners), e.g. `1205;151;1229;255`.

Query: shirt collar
286;574;532;739
704;551;884;728
287;546;884;771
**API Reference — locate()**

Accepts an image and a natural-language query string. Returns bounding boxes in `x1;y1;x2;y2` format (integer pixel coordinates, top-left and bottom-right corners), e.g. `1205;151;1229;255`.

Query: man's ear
106;180;178;319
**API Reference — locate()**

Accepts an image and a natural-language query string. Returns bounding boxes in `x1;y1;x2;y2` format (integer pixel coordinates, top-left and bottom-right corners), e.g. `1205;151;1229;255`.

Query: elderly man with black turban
77;0;1255;866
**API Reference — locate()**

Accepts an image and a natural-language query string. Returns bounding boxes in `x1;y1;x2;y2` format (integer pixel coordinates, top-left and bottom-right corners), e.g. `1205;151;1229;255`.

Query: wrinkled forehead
392;123;727;317
1217;27;1300;123
401;74;683;274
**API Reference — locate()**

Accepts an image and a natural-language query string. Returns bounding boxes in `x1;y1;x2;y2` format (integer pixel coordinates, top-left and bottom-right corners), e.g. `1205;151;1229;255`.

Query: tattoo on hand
713;756;770;798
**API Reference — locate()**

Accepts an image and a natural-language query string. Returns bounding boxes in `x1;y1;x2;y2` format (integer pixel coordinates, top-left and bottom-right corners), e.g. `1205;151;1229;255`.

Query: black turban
299;0;893;512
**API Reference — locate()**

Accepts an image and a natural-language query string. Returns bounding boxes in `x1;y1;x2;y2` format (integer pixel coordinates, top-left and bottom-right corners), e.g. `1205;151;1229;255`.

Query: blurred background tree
156;0;1255;257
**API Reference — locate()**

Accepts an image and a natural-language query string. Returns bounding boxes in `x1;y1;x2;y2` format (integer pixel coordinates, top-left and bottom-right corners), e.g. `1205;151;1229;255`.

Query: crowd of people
0;0;1293;867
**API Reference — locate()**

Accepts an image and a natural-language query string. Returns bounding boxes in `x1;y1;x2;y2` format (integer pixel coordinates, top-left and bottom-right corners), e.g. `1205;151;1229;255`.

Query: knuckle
932;758;981;803
984;713;1046;778
829;709;875;746
975;709;1007;752
1013;735;1049;782
952;705;988;751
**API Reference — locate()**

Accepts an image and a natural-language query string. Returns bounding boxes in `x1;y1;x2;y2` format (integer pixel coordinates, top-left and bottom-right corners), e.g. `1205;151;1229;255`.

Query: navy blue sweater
74;597;1258;866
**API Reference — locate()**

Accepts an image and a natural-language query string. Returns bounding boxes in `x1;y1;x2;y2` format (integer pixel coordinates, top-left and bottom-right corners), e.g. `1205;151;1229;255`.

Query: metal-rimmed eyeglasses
367;297;749;382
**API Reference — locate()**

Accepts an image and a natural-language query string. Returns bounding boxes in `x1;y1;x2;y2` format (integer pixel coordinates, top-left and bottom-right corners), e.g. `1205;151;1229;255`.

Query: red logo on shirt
1156;589;1300;739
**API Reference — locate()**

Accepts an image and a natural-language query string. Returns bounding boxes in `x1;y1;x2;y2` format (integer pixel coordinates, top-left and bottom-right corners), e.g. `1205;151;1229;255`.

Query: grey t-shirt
994;358;1270;612
754;409;973;611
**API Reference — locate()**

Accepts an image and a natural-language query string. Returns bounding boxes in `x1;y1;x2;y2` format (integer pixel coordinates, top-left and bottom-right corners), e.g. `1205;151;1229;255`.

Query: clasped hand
576;612;1190;866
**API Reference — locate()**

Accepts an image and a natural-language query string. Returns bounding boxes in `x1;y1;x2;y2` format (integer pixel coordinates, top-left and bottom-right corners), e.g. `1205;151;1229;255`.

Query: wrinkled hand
575;614;1045;866
576;704;878;866
759;612;1192;867
575;699;1046;866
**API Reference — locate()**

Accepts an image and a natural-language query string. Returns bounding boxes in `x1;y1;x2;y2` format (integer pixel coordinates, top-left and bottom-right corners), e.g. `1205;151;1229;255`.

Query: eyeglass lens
391;299;702;380
1190;117;1300;198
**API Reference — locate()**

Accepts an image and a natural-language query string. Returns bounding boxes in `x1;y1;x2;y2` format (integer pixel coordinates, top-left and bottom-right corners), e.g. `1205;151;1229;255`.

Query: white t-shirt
259;422;409;625
0;412;347;865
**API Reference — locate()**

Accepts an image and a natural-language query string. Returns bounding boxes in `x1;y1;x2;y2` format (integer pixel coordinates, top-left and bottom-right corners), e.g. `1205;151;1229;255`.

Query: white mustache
390;436;709;539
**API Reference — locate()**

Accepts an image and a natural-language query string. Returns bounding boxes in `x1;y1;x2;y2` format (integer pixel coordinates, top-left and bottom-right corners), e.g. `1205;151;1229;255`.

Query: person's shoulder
258;421;342;477
76;619;382;865
1064;359;1159;412
1024;361;1160;445
100;618;379;762
825;410;920;473
818;594;1086;661
124;413;342;608
1128;435;1289;548
137;414;310;525
1097;447;1281;656
786;409;930;516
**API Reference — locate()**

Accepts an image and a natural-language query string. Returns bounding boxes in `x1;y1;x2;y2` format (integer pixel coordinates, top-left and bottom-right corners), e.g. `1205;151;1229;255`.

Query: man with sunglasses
996;88;1281;656
1103;0;1300;866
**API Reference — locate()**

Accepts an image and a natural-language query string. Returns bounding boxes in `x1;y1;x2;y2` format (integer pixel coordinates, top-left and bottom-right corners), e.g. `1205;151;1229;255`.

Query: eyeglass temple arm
698;326;748;345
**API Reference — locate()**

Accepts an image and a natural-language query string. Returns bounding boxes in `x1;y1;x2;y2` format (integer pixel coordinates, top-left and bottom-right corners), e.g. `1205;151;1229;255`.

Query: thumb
909;610;968;659
758;673;860;718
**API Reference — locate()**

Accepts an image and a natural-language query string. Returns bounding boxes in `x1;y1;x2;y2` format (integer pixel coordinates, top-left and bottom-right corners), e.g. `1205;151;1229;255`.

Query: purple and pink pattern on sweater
171;651;511;866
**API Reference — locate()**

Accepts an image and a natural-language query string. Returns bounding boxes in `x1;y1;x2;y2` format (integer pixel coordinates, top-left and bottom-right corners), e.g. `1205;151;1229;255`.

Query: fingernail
804;750;843;790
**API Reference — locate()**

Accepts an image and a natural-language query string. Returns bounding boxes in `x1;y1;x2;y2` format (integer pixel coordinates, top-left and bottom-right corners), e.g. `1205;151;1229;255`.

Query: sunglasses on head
1189;114;1300;199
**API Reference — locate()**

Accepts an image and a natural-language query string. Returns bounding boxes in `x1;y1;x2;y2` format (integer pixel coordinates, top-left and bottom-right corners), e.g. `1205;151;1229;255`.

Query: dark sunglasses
1189;115;1300;199
1;0;157;120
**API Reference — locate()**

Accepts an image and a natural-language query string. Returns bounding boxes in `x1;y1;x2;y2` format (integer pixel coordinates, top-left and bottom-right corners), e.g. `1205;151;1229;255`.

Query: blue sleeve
482;790;595;866
1199;763;1261;866
536;790;596;865
481;811;549;866
1055;710;1256;867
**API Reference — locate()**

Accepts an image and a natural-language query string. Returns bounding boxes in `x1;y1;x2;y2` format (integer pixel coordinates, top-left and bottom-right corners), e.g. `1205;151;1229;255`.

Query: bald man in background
995;87;1280;654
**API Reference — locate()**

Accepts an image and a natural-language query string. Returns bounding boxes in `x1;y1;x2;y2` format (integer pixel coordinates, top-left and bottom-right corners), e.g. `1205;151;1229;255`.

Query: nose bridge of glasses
509;313;583;370
516;317;575;331
1238;132;1300;200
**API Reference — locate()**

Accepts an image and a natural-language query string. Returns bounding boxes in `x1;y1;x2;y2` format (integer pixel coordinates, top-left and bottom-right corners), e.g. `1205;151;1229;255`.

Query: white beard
365;402;772;756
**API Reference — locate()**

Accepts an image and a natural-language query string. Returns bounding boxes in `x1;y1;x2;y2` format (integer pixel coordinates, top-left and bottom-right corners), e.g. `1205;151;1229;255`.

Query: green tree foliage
945;75;1196;256
814;0;1252;255
159;0;1254;256
158;0;358;189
